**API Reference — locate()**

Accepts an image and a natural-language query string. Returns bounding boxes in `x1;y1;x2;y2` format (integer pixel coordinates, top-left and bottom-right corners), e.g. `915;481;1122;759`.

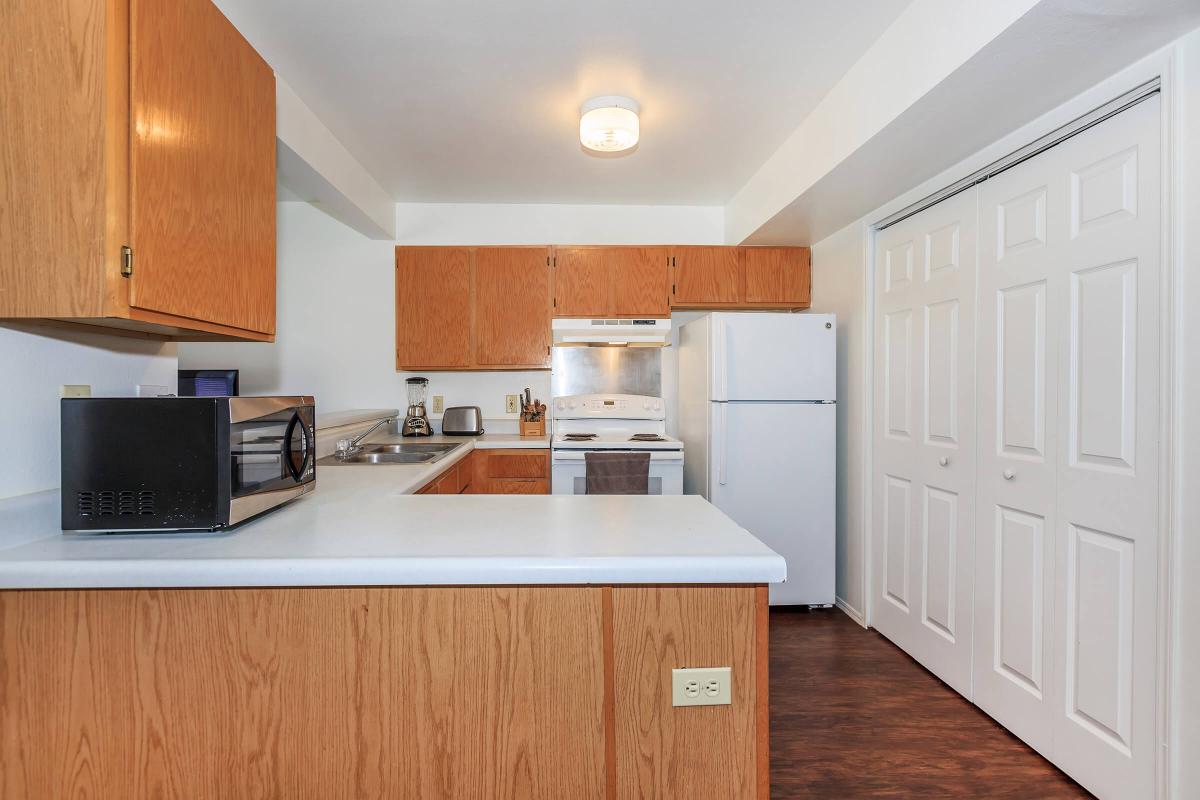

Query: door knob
1003;469;1015;480
938;457;949;467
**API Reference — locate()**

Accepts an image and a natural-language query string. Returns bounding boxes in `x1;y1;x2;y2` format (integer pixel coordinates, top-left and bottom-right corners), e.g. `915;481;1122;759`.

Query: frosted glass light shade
579;96;640;153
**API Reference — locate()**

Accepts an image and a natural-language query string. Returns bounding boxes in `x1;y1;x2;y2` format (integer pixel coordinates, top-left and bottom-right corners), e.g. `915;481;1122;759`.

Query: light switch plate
60;384;91;398
672;667;732;707
431;395;444;413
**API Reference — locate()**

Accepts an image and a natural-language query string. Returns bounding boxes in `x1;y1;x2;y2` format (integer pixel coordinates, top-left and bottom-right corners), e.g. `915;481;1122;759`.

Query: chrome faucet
336;417;397;458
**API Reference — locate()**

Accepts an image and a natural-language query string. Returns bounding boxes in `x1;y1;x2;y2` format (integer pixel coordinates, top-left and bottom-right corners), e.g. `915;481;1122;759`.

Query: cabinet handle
1003;469;1015;480
938;457;949;467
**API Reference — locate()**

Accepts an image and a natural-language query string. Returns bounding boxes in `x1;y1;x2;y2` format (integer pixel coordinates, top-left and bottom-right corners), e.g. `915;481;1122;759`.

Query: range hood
552;318;671;347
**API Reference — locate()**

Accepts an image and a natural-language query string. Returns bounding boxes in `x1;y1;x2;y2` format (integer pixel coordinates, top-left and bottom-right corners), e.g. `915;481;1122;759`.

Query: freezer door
709;401;835;605
711;312;836;401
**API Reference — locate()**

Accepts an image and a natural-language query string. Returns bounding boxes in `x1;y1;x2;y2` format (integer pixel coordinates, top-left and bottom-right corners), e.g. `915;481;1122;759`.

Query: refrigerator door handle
715;317;729;401
717;403;729;485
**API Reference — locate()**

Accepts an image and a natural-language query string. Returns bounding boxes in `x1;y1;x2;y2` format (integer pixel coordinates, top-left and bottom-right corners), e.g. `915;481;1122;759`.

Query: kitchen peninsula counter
0;470;780;799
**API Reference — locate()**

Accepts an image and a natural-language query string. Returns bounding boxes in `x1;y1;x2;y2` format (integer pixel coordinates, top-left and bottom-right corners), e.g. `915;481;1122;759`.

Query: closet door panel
973;95;1160;800
872;188;977;698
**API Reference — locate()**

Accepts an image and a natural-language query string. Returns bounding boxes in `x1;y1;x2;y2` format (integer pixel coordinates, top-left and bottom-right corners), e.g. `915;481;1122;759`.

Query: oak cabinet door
553;248;609;316
740;247;811;307
609;247;669;317
128;0;276;334
396;248;472;368
671;246;740;306
474;248;552;368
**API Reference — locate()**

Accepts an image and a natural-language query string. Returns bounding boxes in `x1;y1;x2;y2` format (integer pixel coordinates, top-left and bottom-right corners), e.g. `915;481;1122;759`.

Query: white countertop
0;440;785;589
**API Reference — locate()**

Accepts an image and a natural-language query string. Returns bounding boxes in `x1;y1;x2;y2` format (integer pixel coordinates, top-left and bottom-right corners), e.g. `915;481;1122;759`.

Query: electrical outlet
431;395;444;413
672;667;731;707
505;394;520;414
60;384;91;398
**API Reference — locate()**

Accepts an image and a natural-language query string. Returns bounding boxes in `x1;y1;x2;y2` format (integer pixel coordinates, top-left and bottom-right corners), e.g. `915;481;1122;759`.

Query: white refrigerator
678;312;836;606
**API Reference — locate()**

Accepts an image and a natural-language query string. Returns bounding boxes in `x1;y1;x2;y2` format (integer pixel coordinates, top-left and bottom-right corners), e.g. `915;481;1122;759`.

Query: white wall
181;201;723;422
0;325;177;500
808;222;868;623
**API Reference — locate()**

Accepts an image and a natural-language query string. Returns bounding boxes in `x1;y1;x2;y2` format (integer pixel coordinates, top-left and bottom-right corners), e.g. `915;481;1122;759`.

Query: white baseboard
835;597;867;628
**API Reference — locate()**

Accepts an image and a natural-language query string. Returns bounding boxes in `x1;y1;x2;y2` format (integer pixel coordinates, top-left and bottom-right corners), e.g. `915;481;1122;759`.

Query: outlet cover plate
505;394;520;414
60;385;92;398
672;667;731;707
431;395;444;413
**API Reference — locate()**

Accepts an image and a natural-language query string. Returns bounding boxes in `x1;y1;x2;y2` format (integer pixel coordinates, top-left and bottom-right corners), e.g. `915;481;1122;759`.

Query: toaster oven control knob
568;400;577;409
555;400;564;410
653;400;662;411
643;401;651;410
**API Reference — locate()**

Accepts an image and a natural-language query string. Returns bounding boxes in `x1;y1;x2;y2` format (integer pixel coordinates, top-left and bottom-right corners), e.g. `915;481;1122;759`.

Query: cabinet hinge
120;245;133;277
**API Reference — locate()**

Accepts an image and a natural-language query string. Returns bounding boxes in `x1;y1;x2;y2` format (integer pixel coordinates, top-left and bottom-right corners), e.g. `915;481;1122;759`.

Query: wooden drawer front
491;479;550;495
485;450;549;480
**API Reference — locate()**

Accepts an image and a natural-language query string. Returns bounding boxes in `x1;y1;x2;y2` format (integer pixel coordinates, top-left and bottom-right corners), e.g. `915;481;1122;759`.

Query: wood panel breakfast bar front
0;478;784;799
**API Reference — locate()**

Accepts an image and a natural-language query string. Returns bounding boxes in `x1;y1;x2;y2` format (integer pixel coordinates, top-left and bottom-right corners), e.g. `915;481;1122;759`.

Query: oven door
226;397;316;521
551;449;683;495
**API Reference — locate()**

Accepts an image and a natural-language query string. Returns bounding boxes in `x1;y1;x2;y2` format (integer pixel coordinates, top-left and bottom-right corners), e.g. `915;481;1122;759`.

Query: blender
401;377;433;437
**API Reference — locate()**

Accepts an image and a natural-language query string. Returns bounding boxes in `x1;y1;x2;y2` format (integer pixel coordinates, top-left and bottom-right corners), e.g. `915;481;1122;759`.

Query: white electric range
550;393;684;495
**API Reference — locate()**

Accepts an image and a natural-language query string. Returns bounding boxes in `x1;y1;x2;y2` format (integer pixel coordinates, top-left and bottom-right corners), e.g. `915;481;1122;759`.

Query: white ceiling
214;0;910;205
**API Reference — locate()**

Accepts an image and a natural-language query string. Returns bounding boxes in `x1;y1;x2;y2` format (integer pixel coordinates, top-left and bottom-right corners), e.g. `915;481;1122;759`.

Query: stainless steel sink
362;443;459;456
316;441;462;467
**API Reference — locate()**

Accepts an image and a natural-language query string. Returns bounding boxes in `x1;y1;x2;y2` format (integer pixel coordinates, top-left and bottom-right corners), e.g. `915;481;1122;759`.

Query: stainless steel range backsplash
551;347;662;398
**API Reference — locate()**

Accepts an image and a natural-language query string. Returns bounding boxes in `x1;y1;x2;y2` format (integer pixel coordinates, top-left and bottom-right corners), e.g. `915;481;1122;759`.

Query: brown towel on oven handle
584;451;651;495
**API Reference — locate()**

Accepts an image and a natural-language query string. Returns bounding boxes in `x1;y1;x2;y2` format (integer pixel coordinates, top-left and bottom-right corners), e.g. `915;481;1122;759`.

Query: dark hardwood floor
769;608;1091;798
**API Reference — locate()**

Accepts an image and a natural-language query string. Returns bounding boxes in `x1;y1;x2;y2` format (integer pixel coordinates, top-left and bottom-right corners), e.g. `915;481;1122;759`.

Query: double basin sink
317;442;462;466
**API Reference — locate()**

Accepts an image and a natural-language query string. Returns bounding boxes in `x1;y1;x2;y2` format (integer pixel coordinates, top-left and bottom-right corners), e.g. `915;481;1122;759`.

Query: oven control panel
552;394;664;419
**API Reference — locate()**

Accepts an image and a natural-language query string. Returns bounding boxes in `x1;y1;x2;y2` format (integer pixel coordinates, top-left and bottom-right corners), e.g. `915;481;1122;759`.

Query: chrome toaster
441;406;484;436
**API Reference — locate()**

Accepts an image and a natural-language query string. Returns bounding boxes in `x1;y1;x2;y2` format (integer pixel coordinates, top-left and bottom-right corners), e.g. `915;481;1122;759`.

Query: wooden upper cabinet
670;246;741;306
609;247;670;317
128;0;276;334
474;247;552;368
553;248;609;317
741;247;811;307
553;247;669;318
396;248;472;369
0;0;276;341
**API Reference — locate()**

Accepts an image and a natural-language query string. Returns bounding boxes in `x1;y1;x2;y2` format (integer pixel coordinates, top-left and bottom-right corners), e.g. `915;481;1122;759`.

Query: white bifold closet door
872;188;978;698
973;95;1160;800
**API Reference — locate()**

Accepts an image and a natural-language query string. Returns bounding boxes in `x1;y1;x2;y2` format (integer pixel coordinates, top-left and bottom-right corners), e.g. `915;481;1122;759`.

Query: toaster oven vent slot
77;490;157;517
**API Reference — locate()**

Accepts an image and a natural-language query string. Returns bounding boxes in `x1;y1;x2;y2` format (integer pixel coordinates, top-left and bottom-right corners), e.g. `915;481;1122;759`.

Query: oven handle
551;450;683;462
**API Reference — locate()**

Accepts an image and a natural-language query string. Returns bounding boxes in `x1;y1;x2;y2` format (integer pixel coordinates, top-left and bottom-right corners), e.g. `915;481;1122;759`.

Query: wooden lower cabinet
0;584;769;799
417;449;550;495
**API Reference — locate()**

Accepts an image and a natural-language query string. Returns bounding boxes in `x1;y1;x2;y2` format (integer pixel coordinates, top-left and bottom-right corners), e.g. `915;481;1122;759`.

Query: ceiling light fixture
579;96;640;154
